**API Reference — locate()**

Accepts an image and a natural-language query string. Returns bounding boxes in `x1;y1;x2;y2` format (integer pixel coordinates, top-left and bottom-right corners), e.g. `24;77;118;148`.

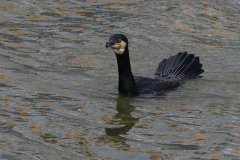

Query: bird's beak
106;41;115;48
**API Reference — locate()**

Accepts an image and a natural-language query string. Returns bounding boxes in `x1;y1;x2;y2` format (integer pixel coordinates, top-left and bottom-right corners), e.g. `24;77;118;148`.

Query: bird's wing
134;76;181;94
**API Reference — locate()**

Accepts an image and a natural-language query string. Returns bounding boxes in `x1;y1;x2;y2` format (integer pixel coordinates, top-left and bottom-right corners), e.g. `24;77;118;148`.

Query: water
0;0;240;159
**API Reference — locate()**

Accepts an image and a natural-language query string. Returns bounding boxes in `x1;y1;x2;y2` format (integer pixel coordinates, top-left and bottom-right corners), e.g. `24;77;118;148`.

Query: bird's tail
155;52;204;80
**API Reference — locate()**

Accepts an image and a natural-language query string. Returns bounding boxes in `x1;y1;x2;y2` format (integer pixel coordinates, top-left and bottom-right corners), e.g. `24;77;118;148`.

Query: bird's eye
118;39;122;43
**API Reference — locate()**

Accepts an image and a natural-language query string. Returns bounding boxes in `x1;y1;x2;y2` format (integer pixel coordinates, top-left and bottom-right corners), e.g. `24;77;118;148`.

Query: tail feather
162;56;173;76
171;53;194;77
156;52;204;80
167;52;188;77
164;53;182;76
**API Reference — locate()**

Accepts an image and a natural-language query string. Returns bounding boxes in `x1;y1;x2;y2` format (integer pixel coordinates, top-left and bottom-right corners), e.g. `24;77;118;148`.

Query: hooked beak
106;41;115;48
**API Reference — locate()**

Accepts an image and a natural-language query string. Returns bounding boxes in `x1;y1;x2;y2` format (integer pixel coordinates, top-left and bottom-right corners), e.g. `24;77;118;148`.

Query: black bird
106;34;204;95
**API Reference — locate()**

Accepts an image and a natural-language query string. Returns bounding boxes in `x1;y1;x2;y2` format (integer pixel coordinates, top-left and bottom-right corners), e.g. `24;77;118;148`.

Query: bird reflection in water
105;96;139;142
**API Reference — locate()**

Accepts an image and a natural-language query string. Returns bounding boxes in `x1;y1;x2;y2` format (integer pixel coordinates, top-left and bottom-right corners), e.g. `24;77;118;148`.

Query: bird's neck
116;47;139;95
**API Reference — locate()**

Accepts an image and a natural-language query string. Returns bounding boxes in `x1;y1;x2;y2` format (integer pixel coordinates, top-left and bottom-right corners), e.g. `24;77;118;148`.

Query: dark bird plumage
106;34;204;95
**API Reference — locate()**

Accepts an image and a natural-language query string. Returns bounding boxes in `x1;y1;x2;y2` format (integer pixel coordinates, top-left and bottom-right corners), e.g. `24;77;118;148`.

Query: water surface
0;0;240;159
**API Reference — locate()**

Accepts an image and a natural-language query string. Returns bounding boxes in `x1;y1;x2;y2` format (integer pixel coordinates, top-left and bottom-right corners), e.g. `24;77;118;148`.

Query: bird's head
106;34;128;55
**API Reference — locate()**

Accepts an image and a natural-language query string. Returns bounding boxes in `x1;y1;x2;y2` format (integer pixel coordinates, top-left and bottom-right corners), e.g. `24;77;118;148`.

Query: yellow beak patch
111;42;123;50
111;41;127;55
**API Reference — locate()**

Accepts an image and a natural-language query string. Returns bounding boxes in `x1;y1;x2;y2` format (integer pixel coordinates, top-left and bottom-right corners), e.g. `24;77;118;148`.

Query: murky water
0;0;240;159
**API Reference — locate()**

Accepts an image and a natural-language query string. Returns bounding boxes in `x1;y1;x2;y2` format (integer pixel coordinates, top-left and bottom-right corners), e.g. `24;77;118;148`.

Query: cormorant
106;34;204;95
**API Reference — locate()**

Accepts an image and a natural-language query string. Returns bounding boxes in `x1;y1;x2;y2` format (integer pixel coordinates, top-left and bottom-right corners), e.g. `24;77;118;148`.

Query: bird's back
134;76;182;94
